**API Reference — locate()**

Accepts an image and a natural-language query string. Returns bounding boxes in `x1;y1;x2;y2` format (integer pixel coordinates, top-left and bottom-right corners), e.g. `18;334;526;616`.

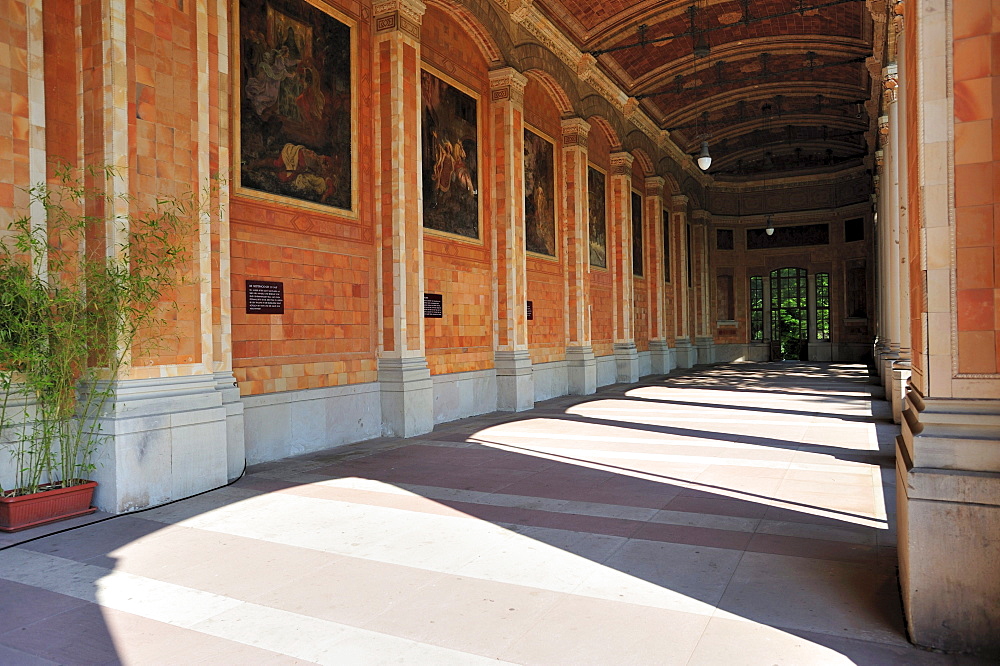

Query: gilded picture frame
421;66;482;242
234;0;357;215
524;125;557;258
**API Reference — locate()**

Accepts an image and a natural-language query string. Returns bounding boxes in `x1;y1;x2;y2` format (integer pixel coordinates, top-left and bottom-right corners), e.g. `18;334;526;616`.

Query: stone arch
510;43;580;115
623;132;656;175
425;0;508;67
578;94;627;149
522;68;574;116
657;157;695;199
661;172;682;196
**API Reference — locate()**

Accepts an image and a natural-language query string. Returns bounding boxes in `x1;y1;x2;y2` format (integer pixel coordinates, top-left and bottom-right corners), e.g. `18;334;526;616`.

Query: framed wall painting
235;0;356;215
421;67;481;241
523;126;556;258
587;165;607;269
631;190;643;276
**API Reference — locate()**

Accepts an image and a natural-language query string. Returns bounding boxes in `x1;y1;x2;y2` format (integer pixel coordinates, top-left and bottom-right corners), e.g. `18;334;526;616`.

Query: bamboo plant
0;163;196;497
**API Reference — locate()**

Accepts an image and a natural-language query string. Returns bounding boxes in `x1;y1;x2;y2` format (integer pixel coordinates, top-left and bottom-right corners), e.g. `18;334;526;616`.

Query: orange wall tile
953;11;1000;373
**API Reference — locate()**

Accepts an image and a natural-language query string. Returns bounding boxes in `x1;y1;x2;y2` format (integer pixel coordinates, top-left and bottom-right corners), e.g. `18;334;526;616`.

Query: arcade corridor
0;363;985;664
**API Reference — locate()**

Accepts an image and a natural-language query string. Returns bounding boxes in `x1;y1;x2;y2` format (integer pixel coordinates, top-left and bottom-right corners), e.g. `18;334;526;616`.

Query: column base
613;341;639;384
566;345;597;395
896;389;1000;657
881;349;900;393
674;337;696;369
890;359;911;425
695;336;715;365
649;340;670;375
495;349;535;412
379;356;434;438
88;375;229;513
214;371;246;482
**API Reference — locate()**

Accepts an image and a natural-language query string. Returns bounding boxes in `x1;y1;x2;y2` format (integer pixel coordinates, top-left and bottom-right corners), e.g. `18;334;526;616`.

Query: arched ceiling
533;0;880;180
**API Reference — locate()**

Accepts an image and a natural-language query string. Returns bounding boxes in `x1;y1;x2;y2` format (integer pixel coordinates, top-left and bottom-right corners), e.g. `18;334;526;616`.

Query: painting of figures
632;191;643;276
422;70;480;239
588;166;607;268
524;128;556;257
238;0;352;211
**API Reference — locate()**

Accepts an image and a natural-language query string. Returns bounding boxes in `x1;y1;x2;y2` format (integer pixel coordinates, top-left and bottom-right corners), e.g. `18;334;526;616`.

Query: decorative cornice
644;176;665;198
508;0;533;23
374;0;425;37
488;67;528;106
561;117;591;147
609;151;634;176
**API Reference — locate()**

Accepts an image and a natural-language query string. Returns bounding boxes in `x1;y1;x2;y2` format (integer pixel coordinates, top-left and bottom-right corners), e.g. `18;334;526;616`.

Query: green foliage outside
0;164;196;497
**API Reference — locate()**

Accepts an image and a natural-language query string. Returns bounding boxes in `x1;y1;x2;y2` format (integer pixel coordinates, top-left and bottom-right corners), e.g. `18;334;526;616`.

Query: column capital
882;63;899;105
374;0;426;37
892;0;904;33
609;151;634;175
644;175;665;197
691;209;711;224
488;67;528;106
671;194;689;209
875;148;884;168
879;114;889;136
561;117;591;146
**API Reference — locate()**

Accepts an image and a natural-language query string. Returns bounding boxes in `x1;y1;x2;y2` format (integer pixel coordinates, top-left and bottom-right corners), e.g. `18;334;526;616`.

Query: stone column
489;67;534;411
373;0;433;437
691;209;714;364
873;147;888;376
562;117;596;394
672;195;695;368
888;60;911;422
609;151;639;382
895;2;1000;653
645;177;669;374
83;0;229;513
881;66;901;388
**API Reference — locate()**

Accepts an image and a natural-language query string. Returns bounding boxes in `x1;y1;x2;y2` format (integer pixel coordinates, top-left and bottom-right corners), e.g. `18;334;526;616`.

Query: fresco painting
524;128;556;256
632;191;643;276
588;166;607;268
422;71;479;239
239;0;352;210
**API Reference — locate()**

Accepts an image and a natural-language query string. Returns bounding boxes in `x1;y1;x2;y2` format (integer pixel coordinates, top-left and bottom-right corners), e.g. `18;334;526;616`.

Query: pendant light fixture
761;103;774;235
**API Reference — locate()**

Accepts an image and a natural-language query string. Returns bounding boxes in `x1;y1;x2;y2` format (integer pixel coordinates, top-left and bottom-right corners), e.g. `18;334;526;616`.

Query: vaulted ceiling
535;0;883;180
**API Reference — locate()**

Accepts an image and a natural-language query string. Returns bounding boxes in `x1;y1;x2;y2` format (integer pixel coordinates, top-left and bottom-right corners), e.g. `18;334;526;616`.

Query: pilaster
645;177;667;374
610;151;638;382
374;0;433;436
489;67;534;411
691;209;714;364
562;117;596;394
672;195;694;368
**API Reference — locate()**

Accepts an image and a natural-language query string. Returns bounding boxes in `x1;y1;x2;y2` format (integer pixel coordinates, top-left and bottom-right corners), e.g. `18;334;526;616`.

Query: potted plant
0;163;194;531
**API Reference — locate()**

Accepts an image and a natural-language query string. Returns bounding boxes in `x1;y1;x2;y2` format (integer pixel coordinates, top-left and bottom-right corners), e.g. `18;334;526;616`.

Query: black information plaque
526;301;533;321
246;280;285;314
424;293;443;318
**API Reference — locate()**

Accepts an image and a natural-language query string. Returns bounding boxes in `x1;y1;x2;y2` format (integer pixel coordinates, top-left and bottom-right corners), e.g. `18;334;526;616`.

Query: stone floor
0;362;990;664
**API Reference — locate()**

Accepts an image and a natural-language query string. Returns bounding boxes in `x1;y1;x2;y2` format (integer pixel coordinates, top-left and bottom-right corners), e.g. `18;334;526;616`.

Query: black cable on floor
0;458;248;552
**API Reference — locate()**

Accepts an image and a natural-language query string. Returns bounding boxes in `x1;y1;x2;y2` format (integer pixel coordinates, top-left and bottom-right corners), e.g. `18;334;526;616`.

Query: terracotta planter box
0;480;98;532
